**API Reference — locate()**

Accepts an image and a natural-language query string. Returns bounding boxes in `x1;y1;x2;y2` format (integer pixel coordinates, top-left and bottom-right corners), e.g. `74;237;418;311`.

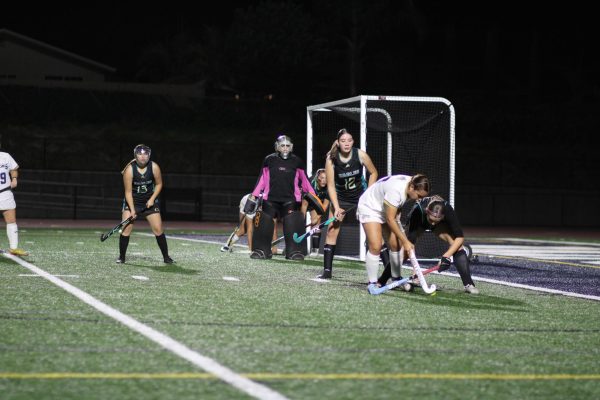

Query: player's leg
117;205;134;263
2;207;28;256
145;208;173;264
319;206;340;278
379;228;412;291
363;222;384;287
436;229;478;294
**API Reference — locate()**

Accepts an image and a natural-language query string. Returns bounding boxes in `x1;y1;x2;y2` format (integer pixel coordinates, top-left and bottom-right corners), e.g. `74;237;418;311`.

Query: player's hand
335;208;345;221
438;256;452;272
401;240;414;255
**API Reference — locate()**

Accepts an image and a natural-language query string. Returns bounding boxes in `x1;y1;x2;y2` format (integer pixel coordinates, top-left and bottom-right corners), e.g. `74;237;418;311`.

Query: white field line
3;253;288;400
161;235;600;302
19;274;79;278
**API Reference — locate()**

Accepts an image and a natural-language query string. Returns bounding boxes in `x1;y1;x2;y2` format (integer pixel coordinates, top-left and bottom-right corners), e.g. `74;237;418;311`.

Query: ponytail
121;159;135;175
410;173;430;193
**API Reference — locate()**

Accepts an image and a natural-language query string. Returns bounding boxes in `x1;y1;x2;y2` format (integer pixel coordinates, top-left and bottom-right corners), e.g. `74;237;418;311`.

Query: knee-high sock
323;244;335;271
390;250;404;279
119;235;130;259
454;249;474;286
366;251;380;283
6;223;18;249
155;233;169;258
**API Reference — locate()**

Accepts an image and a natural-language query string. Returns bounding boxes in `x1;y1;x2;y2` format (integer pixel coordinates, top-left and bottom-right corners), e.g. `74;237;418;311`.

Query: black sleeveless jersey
333;147;366;203
131;161;155;206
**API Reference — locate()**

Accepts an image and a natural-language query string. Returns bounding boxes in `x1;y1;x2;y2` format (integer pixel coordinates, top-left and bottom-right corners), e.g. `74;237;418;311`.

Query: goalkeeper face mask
274;135;293;159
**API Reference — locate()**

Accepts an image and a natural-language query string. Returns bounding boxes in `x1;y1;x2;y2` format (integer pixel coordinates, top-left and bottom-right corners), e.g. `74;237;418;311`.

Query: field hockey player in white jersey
0;151;28;256
357;174;430;292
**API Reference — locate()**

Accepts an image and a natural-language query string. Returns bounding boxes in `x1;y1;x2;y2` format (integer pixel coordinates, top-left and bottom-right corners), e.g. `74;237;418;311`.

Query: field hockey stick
221;214;246;252
368;263;440;295
100;206;150;242
271;222;312;247
221;193;263;252
408;250;437;294
292;205;356;243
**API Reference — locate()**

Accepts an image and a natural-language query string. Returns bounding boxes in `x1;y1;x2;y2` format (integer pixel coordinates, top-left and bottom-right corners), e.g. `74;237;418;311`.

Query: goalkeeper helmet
274;135;293;159
425;195;446;223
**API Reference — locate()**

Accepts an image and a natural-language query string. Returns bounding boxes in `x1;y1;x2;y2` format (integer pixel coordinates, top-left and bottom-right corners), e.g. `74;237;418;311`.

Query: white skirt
0;190;16;211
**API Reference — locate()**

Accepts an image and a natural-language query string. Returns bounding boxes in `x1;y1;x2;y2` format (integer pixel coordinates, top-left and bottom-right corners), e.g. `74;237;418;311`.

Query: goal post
306;95;455;261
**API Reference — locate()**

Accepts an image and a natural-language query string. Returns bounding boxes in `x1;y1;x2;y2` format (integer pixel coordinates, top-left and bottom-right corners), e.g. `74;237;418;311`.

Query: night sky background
1;1;598;226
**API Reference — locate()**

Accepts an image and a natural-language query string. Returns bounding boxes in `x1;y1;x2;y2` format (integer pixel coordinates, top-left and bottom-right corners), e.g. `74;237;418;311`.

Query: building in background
0;28;115;83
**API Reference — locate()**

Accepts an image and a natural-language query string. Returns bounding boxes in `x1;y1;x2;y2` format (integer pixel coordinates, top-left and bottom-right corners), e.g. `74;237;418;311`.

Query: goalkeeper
249;135;323;261
378;195;479;294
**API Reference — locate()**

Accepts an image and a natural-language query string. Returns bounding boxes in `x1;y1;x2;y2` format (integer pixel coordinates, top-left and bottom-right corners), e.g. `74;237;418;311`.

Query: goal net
306;95;455;261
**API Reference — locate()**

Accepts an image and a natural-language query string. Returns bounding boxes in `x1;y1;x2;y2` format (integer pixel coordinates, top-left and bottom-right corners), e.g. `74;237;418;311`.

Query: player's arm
122;165;136;218
325;157;341;217
384;200;413;253
148;162;162;207
251;164;268;199
442;206;464;258
9;167;18;189
358;150;378;187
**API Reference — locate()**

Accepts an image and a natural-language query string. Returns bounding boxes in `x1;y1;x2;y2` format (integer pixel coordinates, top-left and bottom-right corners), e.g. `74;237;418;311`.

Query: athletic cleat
164;256;175;264
317;269;332;279
9;248;28;256
464;284;479;294
115;257;125;264
220;246;230;252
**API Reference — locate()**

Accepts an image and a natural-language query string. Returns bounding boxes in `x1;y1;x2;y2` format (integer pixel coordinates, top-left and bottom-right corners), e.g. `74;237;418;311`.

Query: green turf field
1;228;599;399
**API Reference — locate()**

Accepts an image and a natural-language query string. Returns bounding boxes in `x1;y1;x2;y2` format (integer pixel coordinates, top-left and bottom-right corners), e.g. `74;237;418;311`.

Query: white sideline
4;253;288;400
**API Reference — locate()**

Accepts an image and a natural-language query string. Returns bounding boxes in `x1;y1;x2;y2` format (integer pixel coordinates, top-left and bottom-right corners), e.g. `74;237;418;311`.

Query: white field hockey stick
408;250;437;294
368;264;440;295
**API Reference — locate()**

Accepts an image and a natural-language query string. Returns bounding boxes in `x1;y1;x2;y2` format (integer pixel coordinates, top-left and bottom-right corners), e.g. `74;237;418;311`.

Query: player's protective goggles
134;144;151;157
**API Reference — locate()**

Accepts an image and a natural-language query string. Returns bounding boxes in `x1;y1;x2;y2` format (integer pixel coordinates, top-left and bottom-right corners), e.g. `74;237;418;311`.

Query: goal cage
306;95;455;261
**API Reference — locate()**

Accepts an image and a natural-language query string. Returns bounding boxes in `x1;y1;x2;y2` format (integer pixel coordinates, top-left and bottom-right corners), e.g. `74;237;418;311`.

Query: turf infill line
1;372;599;381
3;253;289;400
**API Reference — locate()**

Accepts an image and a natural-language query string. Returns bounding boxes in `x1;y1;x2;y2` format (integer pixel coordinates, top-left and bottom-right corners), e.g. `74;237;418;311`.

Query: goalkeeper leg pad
251;209;274;259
